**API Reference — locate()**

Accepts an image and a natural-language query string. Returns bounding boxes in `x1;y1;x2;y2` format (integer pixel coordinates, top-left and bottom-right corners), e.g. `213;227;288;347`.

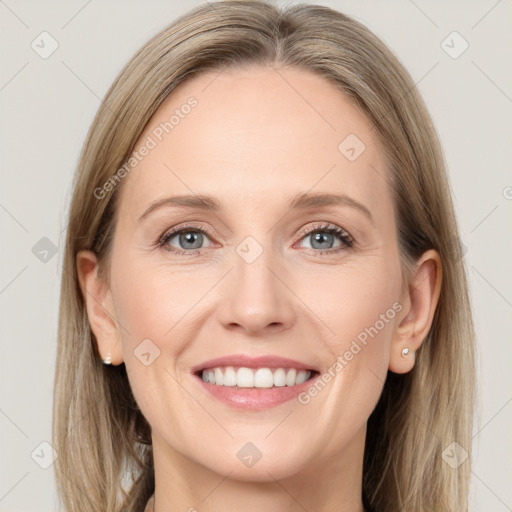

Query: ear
389;249;442;374
76;250;123;365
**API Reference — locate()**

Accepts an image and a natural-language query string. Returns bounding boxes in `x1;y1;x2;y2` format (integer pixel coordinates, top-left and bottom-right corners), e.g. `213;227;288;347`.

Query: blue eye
158;222;354;256
158;224;215;255
295;223;354;255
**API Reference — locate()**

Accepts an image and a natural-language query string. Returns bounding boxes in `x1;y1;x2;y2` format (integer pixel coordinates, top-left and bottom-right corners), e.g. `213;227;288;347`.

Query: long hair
53;1;476;511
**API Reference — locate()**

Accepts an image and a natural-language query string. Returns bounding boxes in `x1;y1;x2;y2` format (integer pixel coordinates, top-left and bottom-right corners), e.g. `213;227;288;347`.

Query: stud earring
102;353;112;365
401;347;410;357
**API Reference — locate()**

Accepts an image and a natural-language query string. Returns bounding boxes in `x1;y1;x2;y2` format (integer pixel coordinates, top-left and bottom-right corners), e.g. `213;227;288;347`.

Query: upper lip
191;354;320;374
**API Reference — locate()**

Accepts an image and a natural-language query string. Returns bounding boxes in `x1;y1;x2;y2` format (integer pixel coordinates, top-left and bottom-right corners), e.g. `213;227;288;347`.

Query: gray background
1;0;511;510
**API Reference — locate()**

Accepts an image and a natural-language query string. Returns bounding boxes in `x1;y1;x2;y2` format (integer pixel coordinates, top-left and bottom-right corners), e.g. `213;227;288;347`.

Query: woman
53;1;476;511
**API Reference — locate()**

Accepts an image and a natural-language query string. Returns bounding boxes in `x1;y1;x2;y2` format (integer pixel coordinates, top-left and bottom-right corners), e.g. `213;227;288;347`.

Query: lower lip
193;372;320;410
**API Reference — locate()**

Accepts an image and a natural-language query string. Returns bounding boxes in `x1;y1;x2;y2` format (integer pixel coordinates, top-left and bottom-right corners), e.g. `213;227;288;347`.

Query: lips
190;354;320;374
192;356;323;410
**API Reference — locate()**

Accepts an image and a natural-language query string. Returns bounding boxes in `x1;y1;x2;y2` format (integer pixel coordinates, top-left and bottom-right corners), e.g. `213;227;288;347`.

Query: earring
401;347;410;357
102;353;112;365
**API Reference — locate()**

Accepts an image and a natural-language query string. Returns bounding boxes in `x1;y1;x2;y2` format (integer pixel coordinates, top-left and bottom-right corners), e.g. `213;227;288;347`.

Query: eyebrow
138;191;374;225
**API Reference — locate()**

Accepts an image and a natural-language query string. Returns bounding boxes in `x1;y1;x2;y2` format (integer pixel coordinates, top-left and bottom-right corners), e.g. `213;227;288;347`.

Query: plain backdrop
1;1;511;511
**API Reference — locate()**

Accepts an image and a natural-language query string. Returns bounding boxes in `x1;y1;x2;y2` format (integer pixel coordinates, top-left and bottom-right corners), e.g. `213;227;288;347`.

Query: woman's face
104;66;407;481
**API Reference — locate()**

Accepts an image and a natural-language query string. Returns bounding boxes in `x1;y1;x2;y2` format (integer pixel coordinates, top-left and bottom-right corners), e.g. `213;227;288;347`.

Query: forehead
118;65;391;219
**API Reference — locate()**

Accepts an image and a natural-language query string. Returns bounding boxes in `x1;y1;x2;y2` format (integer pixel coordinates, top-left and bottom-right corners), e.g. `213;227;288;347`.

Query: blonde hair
53;1;476;511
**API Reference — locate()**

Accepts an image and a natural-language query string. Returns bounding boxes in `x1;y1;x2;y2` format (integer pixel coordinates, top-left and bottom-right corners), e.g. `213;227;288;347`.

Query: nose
216;248;296;335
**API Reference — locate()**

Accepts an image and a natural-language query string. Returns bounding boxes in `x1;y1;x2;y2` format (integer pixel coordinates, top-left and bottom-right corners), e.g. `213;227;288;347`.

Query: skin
77;65;442;512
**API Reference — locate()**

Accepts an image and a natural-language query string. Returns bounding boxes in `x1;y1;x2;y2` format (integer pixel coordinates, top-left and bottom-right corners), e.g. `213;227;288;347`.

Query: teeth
222;367;237;386
201;367;312;388
295;370;310;384
254;368;273;388
214;367;224;386
286;368;296;386
273;368;286;387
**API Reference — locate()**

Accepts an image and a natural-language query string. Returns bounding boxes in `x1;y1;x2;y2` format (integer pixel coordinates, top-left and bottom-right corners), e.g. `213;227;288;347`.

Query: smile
193;367;320;410
199;366;316;388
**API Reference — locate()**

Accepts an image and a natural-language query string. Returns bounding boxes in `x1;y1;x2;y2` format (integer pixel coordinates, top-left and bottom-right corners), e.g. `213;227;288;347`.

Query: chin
198;447;311;483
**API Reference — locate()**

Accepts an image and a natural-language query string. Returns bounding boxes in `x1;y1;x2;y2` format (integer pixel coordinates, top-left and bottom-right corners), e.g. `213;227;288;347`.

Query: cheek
109;249;192;354
108;253;199;428
302;259;401;364
113;270;170;338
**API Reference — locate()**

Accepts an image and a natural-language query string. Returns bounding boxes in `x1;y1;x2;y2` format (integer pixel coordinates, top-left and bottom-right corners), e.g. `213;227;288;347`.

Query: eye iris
180;231;203;249
311;231;334;249
166;227;346;253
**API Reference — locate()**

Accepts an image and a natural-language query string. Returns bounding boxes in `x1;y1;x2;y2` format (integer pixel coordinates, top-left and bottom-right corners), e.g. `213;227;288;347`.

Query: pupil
180;231;202;249
312;232;333;249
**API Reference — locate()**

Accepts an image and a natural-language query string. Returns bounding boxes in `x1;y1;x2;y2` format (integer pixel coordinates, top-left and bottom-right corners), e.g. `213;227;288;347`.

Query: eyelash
157;222;354;257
